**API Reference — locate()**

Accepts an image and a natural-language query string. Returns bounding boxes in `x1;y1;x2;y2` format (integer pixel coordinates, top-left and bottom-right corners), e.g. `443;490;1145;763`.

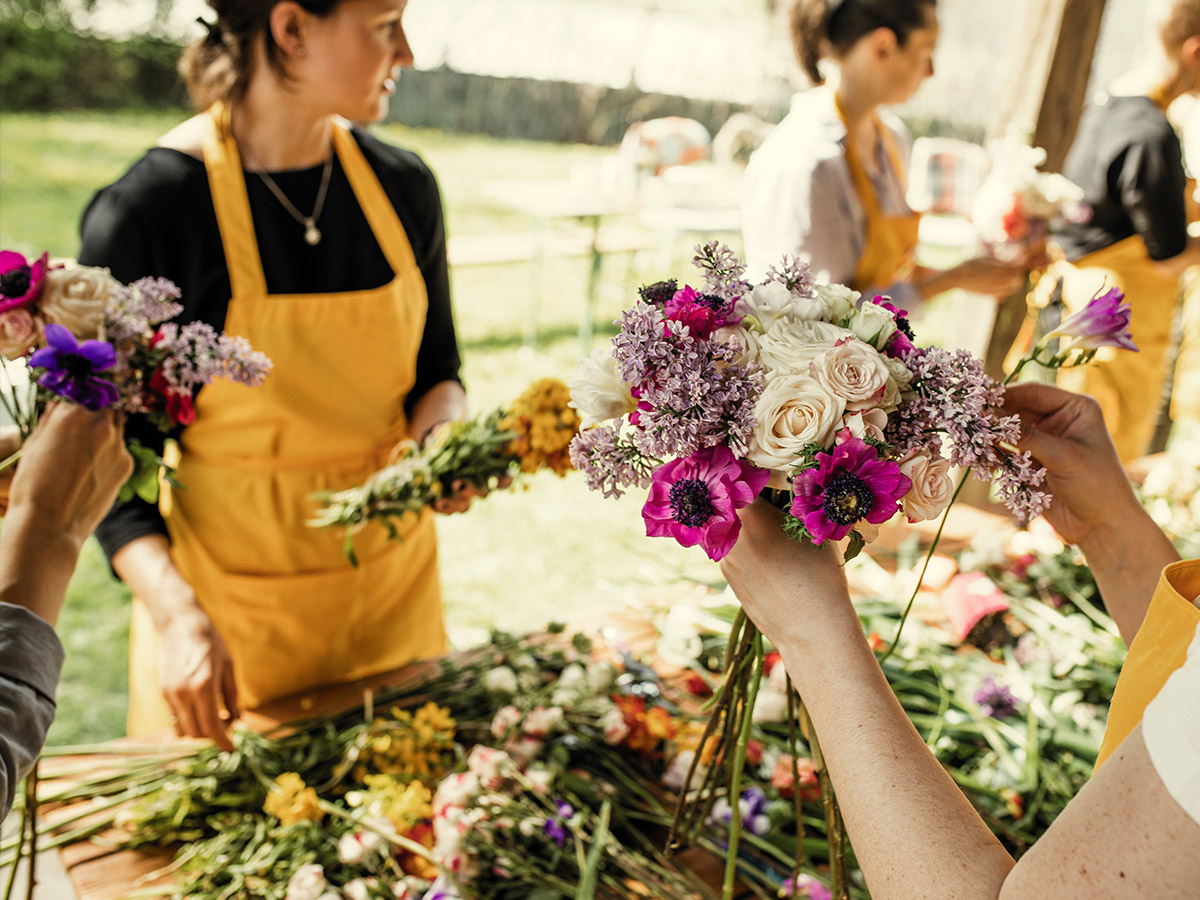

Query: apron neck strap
204;101;268;298
833;92;910;215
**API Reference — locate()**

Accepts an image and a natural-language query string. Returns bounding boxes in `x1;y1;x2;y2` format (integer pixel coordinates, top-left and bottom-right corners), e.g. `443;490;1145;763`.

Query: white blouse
1143;618;1200;825
742;86;921;312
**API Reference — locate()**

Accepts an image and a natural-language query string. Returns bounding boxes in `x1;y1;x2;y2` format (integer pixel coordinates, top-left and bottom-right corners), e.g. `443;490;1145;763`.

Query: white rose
746;372;845;473
814;282;860;323
0;308;42;360
756;317;854;373
467;745;514;789
433;772;480;816
490;704;521;739
714;323;761;367
522;705;564;738
38;263;116;340
568;348;636;429
848;302;898;350
841;408;889;441
483;666;518;695
285;864;328;900
883;353;914;392
899;451;954;523
811;339;895;411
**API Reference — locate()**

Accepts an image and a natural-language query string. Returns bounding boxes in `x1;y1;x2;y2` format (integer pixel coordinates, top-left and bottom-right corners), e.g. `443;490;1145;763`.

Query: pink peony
642;444;771;561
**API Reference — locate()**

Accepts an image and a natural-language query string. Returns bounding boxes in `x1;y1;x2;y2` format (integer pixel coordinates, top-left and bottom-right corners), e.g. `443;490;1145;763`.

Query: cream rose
747;372;845;475
811;338;896;411
714;323;761;367
38;264;116;340
568;348;636;429
756;317;854;373
883;353;914;393
0;308;42;360
848;302;898;350
899;451;954;522
814;282;860;323
842;407;889;441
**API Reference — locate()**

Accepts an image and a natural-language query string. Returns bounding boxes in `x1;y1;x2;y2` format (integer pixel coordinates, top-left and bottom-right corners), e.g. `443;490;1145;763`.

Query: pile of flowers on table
0;248;271;500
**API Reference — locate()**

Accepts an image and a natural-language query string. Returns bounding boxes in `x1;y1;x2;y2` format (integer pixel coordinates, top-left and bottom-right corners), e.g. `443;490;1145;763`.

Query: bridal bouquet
0;249;271;499
312;378;582;562
566;242;1133;899
970;133;1090;266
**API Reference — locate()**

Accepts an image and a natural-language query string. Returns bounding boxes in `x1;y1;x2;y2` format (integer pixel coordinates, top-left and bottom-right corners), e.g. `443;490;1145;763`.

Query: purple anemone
29;323;119;411
642;445;770;561
1046;286;1137;352
790;437;911;544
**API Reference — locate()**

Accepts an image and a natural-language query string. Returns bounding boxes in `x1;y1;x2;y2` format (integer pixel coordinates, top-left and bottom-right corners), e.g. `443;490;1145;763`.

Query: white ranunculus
899;451;954;522
714;323;761;367
810;338;895;411
848;302;898;350
747;372;845;473
483;665;518;695
736;281;793;330
882;353;914;393
756;317;854;373
814;282;860;323
568;348;636;429
284;864;328;900
841;407;889;441
38;263;116;340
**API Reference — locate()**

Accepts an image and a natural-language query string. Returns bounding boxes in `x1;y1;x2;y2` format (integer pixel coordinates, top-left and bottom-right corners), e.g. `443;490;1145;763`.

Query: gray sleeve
0;603;65;818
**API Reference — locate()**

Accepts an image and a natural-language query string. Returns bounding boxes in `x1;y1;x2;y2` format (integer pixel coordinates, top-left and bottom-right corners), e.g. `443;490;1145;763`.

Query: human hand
1001;382;1137;546
951;256;1028;296
4;404;132;543
0;426;19;514
432;474;514;515
157;603;240;750
718;500;854;652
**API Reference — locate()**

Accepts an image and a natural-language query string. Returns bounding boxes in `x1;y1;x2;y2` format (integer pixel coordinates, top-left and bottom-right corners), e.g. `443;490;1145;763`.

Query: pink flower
1044;286;1137;352
0;250;48;312
790;437;911;544
0;307;43;360
642;445;771;561
663;285;743;340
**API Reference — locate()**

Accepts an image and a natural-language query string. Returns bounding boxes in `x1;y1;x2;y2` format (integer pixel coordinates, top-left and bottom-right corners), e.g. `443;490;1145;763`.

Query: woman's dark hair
790;0;936;85
180;0;339;109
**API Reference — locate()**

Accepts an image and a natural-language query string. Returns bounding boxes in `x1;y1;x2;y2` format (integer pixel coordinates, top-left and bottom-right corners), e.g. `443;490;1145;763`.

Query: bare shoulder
156;114;209;159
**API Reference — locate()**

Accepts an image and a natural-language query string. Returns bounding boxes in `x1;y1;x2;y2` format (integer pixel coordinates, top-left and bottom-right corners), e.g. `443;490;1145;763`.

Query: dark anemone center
0;265;31;299
895;315;915;340
60;351;99;381
638;279;678;305
696;292;726;312
669;477;715;528
822;470;874;526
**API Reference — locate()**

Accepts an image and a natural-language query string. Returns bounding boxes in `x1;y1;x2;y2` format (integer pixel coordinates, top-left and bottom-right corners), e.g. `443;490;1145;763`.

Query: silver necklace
251;151;334;246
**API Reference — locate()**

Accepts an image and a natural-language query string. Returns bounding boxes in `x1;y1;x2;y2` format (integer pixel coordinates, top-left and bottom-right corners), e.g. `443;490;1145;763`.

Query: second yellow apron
128;105;446;733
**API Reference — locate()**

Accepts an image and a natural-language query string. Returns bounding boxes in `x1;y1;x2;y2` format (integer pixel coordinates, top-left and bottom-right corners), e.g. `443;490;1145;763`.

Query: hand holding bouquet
0;249;272;500
312;379;582;562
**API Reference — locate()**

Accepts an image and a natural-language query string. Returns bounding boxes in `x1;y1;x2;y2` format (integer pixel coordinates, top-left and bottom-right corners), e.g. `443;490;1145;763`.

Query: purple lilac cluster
568;424;657;499
973;676;1019;719
762;254;815;296
106;277;184;344
153;321;272;392
886;346;1050;520
692;240;749;303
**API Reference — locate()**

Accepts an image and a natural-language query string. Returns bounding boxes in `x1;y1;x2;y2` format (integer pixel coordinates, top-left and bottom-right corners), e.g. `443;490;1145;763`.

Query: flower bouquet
311;378;582;563
0;249;271;501
970;132;1090;267
566;242;1135;898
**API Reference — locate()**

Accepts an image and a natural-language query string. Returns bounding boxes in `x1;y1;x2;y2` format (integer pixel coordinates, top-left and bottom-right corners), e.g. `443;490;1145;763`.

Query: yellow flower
353;705;457;784
362;775;433;833
500;378;582;476
263;772;323;826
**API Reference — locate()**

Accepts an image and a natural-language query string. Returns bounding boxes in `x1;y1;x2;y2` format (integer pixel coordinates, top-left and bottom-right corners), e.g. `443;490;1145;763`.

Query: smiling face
297;0;413;123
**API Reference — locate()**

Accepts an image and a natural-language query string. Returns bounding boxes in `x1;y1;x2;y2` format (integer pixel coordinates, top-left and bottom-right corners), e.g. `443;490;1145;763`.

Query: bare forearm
408;380;467;445
1077;510;1181;645
111;534;202;628
0;509;85;625
778;612;1014;899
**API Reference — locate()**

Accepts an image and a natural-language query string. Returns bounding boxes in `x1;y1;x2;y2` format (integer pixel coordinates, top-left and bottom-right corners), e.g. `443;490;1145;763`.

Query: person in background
720;382;1197;899
0;405;133;817
742;0;1024;312
78;0;474;748
1041;0;1200;462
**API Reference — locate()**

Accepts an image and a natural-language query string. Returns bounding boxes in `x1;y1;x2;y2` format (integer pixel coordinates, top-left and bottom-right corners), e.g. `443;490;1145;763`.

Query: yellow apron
1039;236;1183;462
1096;558;1200;768
128;104;446;733
835;96;922;293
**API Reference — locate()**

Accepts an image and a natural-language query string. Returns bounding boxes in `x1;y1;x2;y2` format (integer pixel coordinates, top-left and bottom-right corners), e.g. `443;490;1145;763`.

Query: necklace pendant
304;223;322;246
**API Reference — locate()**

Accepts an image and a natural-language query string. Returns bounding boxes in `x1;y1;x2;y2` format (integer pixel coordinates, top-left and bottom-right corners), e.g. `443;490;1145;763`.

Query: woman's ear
869;25;899;64
268;1;311;58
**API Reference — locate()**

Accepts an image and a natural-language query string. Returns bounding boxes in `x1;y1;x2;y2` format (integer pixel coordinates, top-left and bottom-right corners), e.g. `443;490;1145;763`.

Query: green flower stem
723;630;765;900
785;676;805;900
3;779;29;900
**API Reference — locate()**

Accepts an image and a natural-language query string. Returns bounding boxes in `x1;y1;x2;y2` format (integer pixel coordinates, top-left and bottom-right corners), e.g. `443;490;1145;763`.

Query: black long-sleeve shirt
79;126;461;563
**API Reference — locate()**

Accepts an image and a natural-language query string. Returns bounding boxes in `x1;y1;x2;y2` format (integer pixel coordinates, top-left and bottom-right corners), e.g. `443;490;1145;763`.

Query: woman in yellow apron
743;0;1024;310
1034;0;1200;462
78;0;470;745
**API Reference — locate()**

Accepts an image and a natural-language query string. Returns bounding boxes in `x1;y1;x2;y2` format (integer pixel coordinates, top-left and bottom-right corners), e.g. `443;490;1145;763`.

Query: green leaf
576;798;611;900
843;530;867;563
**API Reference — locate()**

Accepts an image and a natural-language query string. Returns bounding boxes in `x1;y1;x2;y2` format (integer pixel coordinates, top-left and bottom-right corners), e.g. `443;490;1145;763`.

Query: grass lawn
0;110;726;746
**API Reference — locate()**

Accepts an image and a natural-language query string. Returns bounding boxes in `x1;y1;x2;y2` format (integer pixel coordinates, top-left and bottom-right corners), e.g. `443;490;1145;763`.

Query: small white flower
525;766;554;794
490;704;521;739
568;348;637;429
343;879;371;900
662;749;706;792
518;670;542;693
814;282;860;323
848;302;898;350
483;666;518;695
751;687;788;724
338;831;368;865
601;706;630;745
587;660;617;694
523;705;564;738
284;864;328;900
